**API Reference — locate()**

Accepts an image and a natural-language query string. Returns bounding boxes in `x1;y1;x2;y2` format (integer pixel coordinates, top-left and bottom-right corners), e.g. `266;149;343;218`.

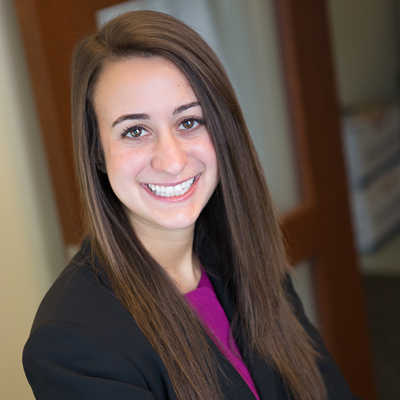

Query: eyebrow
111;102;201;127
112;113;149;127
172;101;200;115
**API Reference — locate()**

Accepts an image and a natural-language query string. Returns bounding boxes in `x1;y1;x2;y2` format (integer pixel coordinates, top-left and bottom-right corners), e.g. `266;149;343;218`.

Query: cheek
105;147;144;186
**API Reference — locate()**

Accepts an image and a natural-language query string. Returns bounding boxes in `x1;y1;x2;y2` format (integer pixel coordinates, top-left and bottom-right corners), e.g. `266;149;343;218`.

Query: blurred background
1;0;399;399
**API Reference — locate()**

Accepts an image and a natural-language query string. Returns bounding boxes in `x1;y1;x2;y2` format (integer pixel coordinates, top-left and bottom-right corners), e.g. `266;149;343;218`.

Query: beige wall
328;0;400;107
0;0;64;398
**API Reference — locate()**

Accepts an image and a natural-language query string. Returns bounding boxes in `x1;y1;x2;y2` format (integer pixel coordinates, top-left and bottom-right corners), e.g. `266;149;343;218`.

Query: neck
133;222;201;294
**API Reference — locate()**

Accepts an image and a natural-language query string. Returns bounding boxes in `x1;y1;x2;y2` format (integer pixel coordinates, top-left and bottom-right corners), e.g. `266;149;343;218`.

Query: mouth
146;175;198;197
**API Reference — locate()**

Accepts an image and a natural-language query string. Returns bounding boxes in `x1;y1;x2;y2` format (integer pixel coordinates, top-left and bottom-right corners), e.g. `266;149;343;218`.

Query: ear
95;159;107;174
95;143;107;173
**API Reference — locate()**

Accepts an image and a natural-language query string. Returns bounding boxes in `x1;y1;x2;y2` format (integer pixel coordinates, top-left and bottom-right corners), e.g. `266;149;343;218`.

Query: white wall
328;0;400;107
0;0;64;398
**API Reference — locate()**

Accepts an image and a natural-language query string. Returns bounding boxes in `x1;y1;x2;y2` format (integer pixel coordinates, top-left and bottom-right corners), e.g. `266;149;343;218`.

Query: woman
23;10;357;400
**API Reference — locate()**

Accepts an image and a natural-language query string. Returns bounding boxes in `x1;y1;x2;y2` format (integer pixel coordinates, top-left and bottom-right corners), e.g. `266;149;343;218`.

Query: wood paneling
275;1;376;398
14;0;124;243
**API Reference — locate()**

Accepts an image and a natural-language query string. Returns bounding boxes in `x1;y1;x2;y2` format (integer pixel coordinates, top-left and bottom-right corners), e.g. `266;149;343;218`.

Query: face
94;56;219;235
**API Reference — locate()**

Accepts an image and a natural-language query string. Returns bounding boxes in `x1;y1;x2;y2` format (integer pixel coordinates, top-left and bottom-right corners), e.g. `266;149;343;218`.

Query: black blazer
23;240;358;400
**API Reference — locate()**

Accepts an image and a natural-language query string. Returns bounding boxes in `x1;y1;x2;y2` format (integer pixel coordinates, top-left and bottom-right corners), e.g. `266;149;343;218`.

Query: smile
147;177;196;197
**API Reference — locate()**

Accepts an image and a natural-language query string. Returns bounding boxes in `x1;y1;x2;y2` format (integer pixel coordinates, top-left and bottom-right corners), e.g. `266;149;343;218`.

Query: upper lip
142;174;199;187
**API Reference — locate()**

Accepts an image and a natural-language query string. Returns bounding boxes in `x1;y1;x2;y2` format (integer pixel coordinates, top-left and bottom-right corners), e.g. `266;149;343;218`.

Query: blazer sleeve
284;276;364;400
23;321;156;400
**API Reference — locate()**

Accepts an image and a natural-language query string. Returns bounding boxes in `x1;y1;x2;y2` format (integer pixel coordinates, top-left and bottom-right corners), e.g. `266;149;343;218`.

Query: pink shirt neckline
185;270;260;400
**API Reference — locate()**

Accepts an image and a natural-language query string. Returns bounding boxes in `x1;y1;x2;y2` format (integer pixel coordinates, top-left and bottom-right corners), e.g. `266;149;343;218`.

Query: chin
155;213;199;231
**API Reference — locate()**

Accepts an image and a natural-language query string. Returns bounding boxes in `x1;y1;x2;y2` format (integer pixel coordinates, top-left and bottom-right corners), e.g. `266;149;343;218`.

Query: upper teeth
148;177;195;197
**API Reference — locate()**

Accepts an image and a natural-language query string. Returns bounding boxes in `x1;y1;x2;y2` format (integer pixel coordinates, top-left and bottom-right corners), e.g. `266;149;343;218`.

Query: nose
151;133;188;176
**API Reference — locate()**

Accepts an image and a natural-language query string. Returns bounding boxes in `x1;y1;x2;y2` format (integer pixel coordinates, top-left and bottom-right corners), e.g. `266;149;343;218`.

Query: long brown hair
71;10;327;400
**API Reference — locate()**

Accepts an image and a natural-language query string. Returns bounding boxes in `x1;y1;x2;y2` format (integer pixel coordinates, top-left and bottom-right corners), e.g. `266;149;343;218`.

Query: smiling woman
95;57;219;242
23;10;357;400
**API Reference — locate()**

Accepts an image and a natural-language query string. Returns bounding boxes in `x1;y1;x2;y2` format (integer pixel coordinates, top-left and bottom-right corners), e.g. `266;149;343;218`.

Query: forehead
93;56;197;114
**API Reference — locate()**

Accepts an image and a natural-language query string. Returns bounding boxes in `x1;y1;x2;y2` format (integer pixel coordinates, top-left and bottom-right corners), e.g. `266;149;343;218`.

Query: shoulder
23;240;177;400
30;240;128;335
26;239;147;355
27;239;154;350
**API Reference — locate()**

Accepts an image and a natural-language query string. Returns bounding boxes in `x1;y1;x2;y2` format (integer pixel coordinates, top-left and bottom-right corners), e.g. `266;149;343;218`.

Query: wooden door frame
14;0;376;397
275;1;376;397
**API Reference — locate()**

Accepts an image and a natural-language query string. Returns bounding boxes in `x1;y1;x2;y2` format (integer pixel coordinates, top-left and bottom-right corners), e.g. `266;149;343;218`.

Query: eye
181;119;196;129
122;125;147;138
178;118;204;131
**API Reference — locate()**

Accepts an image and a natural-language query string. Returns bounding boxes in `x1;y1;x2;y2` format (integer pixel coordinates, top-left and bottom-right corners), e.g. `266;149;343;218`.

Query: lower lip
142;174;201;202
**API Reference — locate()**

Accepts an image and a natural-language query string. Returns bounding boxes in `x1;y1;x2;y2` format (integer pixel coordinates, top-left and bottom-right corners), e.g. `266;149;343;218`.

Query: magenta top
185;271;260;400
